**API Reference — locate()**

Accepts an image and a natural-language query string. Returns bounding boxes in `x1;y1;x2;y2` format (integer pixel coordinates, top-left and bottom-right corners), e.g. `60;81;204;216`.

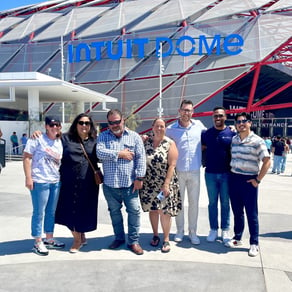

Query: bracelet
136;177;144;181
255;178;261;184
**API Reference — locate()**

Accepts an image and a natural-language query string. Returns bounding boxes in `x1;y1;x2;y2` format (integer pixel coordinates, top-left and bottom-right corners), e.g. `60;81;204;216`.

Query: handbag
80;142;103;185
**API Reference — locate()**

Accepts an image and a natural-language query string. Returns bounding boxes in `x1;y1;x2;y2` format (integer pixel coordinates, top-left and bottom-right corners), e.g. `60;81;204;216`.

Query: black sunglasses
213;114;225;119
78;121;90;126
235;119;249;125
108;119;121;125
49;122;61;127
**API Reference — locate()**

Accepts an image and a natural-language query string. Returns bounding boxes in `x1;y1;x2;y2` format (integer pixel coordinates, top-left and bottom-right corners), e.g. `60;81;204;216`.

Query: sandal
150;235;160;247
161;241;170;253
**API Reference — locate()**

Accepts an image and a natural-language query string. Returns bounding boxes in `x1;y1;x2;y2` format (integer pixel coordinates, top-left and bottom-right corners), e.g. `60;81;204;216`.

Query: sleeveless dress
139;136;181;216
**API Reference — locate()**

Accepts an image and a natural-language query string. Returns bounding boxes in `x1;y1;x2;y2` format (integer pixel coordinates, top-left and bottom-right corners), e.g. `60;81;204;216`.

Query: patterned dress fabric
139;136;181;217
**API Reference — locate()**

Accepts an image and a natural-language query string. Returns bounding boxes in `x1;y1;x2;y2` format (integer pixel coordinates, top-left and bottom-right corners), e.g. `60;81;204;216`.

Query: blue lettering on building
68;34;243;63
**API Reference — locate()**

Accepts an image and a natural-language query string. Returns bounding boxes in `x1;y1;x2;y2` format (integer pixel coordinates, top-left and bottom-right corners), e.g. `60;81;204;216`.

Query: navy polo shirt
201;126;236;173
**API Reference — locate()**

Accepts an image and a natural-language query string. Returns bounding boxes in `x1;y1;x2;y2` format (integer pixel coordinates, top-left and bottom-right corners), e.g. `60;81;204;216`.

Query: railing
6;144;25;161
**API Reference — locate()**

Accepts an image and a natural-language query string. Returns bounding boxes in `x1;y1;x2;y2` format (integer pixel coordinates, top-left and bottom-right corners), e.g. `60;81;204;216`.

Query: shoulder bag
80;142;103;185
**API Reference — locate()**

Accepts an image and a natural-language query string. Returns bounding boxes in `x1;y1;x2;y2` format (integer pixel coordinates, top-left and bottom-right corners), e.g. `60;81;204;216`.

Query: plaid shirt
96;128;146;188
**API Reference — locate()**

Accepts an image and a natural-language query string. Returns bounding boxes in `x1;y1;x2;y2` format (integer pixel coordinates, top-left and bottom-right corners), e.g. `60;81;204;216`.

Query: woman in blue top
23;117;64;256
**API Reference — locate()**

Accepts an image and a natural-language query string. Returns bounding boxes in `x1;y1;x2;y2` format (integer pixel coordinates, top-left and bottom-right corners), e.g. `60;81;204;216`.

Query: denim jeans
272;155;282;174
176;170;200;234
103;184;141;244
280;155;286;173
205;172;230;231
30;182;61;238
229;173;259;245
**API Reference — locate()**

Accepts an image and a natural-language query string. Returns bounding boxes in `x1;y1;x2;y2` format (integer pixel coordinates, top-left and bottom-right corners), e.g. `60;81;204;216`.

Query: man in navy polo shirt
201;106;236;243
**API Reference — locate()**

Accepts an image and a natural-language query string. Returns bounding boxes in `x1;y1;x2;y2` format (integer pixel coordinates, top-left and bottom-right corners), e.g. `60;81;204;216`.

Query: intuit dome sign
68;34;244;63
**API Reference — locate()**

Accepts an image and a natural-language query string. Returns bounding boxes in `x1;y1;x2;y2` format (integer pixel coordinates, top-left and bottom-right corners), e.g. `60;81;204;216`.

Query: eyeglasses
49;122;61;127
108;119;121;125
235;119;250;125
78;121;90;126
180;109;193;113
213;114;225;119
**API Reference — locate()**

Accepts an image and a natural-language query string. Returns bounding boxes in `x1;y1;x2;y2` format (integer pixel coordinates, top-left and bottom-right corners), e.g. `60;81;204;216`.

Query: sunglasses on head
49;122;61;127
213;114;225;119
78;121;90;126
108;119;121;125
236;119;249;125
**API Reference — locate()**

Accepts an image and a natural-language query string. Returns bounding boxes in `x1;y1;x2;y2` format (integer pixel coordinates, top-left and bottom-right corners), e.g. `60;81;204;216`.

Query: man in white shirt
166;100;206;245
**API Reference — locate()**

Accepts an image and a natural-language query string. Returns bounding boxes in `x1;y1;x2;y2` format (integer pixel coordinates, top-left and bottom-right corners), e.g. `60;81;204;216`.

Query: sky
0;1;46;11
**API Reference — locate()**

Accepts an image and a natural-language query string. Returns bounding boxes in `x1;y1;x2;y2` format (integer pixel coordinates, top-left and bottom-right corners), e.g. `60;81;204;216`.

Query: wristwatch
136;177;144;181
255;178;261;184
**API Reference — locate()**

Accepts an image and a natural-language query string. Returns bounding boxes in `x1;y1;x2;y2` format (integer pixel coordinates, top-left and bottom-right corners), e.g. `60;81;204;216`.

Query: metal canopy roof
33;6;111;41
0;72;117;103
195;0;272;23
265;0;292;12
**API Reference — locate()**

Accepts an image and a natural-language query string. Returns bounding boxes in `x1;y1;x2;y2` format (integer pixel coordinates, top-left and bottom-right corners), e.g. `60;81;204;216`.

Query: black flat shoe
150;235;160;247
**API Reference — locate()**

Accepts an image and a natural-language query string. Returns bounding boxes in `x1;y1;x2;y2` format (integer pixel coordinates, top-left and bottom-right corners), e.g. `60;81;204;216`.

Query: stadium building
0;0;291;137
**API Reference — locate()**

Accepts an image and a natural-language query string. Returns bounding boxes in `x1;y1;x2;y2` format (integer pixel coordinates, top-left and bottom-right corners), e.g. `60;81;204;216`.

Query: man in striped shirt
226;112;270;257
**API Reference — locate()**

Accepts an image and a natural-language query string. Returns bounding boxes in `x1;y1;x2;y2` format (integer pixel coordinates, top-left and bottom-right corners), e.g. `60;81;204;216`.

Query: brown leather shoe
109;239;125;249
127;243;144;255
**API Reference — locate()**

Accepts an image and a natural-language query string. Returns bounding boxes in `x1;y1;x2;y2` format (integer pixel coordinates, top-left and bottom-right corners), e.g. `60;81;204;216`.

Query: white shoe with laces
33;241;49;256
174;232;184;242
225;238;243;248
248;244;259;257
206;230;218;242
222;230;231;243
189;231;200;245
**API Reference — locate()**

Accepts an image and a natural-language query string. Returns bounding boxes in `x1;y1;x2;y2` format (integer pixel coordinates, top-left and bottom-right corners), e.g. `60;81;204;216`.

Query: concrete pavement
0;156;291;292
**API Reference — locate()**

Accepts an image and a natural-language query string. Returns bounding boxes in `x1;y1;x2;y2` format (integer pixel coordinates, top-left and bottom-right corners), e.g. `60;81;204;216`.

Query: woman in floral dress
139;118;181;252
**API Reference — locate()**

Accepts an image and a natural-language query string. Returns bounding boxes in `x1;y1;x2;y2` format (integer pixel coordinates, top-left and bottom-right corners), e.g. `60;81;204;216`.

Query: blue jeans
30;182;61;238
272;155;282;173
103;184;141;245
205;172;230;231
229;173;259;245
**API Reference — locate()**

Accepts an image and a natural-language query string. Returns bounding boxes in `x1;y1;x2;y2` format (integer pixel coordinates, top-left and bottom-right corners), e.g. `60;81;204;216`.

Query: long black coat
55;133;99;232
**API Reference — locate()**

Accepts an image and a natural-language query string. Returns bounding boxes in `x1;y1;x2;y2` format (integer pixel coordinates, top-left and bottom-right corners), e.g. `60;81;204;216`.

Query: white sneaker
221;230;231;243
225;238;243;248
206;230;218;242
33;241;49;256
174;232;184;242
189;232;200;245
248;244;259;257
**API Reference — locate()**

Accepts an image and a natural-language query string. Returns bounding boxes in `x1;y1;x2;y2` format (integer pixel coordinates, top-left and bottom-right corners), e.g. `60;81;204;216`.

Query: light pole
158;42;164;118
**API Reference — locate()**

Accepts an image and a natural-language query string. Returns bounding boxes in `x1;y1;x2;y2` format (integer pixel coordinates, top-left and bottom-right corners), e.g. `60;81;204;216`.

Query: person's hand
229;125;236;132
31;130;42;139
140;135;149;143
133;180;143;192
118;149;134;160
162;183;170;197
247;178;259;188
25;177;34;190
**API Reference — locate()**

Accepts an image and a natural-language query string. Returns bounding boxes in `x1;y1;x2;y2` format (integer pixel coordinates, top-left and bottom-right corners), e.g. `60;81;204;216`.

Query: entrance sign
68;34;243;63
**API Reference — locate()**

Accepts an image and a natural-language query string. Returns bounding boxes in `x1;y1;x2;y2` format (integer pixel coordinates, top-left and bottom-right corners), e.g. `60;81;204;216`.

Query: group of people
10;131;28;154
269;135;290;174
23;101;271;258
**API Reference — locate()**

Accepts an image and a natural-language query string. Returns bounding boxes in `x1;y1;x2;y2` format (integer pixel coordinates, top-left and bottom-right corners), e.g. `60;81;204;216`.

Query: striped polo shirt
230;131;270;175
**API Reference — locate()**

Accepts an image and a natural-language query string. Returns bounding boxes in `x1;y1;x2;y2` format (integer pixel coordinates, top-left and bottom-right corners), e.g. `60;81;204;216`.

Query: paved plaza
0;157;291;291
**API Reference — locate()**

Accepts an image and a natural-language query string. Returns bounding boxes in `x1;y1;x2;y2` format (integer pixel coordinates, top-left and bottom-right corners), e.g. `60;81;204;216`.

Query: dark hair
107;109;123;120
68;113;97;141
234;112;251;121
152;118;166;126
213;106;226;112
180;100;193;109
